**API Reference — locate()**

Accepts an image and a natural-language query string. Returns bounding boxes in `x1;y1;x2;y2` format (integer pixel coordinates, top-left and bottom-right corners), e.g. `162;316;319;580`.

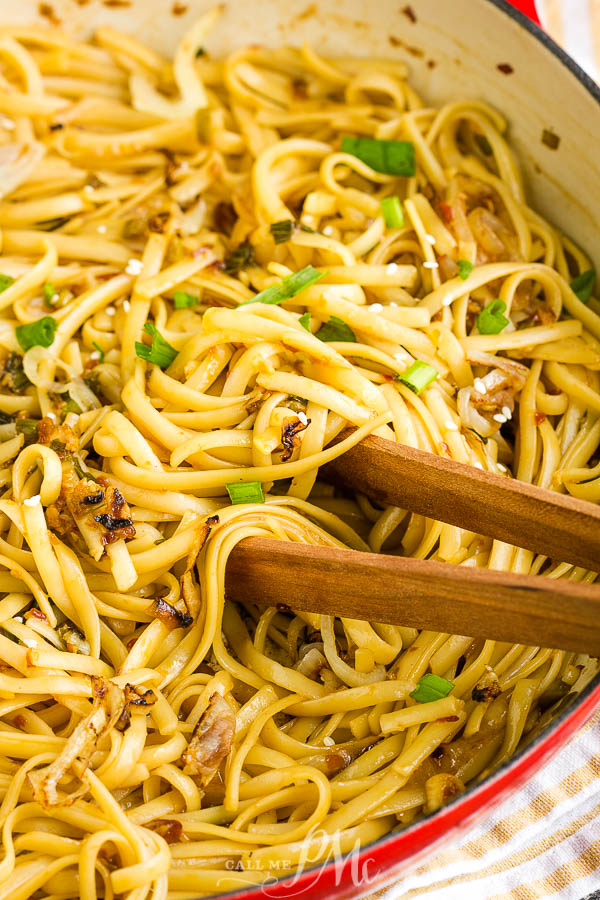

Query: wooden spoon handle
322;434;600;572
226;537;600;655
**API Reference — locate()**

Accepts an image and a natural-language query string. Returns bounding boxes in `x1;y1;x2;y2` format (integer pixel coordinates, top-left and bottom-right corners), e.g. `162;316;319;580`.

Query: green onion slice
134;323;178;368
299;312;311;331
341;137;416;176
476;299;509;335
0;274;14;293
315;315;356;343
457;259;474;281
91;341;104;363
226;481;265;505
381;196;405;228
173;290;198;309
239;265;326;307
269;220;295;244
570;268;596;304
410;673;455;704
398;360;438;395
223;241;254;277
43;281;57;303
16;316;58;352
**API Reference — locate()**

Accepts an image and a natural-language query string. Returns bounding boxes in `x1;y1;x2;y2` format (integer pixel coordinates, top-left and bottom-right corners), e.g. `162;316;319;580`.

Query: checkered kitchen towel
375;4;600;897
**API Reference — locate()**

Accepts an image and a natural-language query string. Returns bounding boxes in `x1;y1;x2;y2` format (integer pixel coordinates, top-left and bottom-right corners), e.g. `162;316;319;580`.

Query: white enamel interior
6;0;600;271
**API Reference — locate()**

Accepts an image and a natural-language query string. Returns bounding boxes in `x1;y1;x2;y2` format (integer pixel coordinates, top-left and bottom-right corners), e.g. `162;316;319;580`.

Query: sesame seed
385;263;398;274
322;736;335;747
123;300;131;312
90;351;100;360
45;411;58;422
423;261;439;269
441;295;454;306
1;118;15;130
474;379;486;394
97;224;107;234
425;233;436;244
297;411;308;425
493;413;507;424
369;303;383;313
473;461;484;469
126;258;143;275
322;225;334;236
13;615;24;623
178;161;190;172
389;301;398;307
501;406;512;419
83;184;94;194
497;463;508;473
445;421;459;431
105;306;116;316
50;293;59;304
23;495;41;507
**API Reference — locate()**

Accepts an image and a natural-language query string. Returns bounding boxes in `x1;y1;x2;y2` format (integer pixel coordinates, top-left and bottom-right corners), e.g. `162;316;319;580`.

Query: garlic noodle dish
0;9;598;899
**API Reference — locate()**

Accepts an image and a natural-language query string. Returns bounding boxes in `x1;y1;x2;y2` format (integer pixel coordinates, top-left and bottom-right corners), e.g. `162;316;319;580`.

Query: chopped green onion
0;274;14;293
15;418;39;443
91;341;104;364
43;281;57;304
299;312;311;331
195;47;206;58
398;360;438;395
223;241;254;277
63;397;81;416
476;299;509;335
269;220;295;244
16;316;58;352
381;196;405;228
226;481;265;505
315;315;356;343
135;323;178;368
457;259;474;281
173;290;198;309
239;265;326;307
570;268;596;304
341;137;416;176
410;673;455;704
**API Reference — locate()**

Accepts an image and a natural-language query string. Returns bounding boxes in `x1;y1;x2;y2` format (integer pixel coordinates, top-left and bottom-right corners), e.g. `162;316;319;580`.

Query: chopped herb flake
476;299;509;335
299;311;311;331
173;290;199;309
570;268;596;304
341;137;416;176
223;241;254;277
457;259;474;281
135;323;178;368
91;342;104;363
16;316;58;352
239;265;326;307
226;481;265;504
315;315;356;343
398;360;438;394
381;196;405;228
410;673;454;703
0;274;14;293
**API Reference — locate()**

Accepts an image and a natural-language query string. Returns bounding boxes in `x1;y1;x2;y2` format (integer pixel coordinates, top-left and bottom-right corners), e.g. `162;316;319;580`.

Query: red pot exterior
506;0;540;24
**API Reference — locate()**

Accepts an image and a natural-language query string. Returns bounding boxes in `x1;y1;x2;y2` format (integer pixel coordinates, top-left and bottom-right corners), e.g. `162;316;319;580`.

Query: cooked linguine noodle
0;11;598;899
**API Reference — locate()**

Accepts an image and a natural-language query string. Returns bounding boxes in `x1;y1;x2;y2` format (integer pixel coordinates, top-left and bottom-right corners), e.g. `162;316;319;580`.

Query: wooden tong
226;435;600;656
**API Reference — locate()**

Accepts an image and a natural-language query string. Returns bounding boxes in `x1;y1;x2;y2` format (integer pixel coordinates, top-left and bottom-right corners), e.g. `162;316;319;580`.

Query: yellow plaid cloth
375;712;600;899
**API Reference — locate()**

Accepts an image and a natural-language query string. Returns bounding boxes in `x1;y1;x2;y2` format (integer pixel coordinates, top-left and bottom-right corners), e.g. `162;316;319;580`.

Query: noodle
0;12;597;897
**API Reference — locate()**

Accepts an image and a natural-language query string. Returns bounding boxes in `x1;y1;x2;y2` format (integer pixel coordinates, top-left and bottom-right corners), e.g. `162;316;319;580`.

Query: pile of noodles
0;10;597;899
